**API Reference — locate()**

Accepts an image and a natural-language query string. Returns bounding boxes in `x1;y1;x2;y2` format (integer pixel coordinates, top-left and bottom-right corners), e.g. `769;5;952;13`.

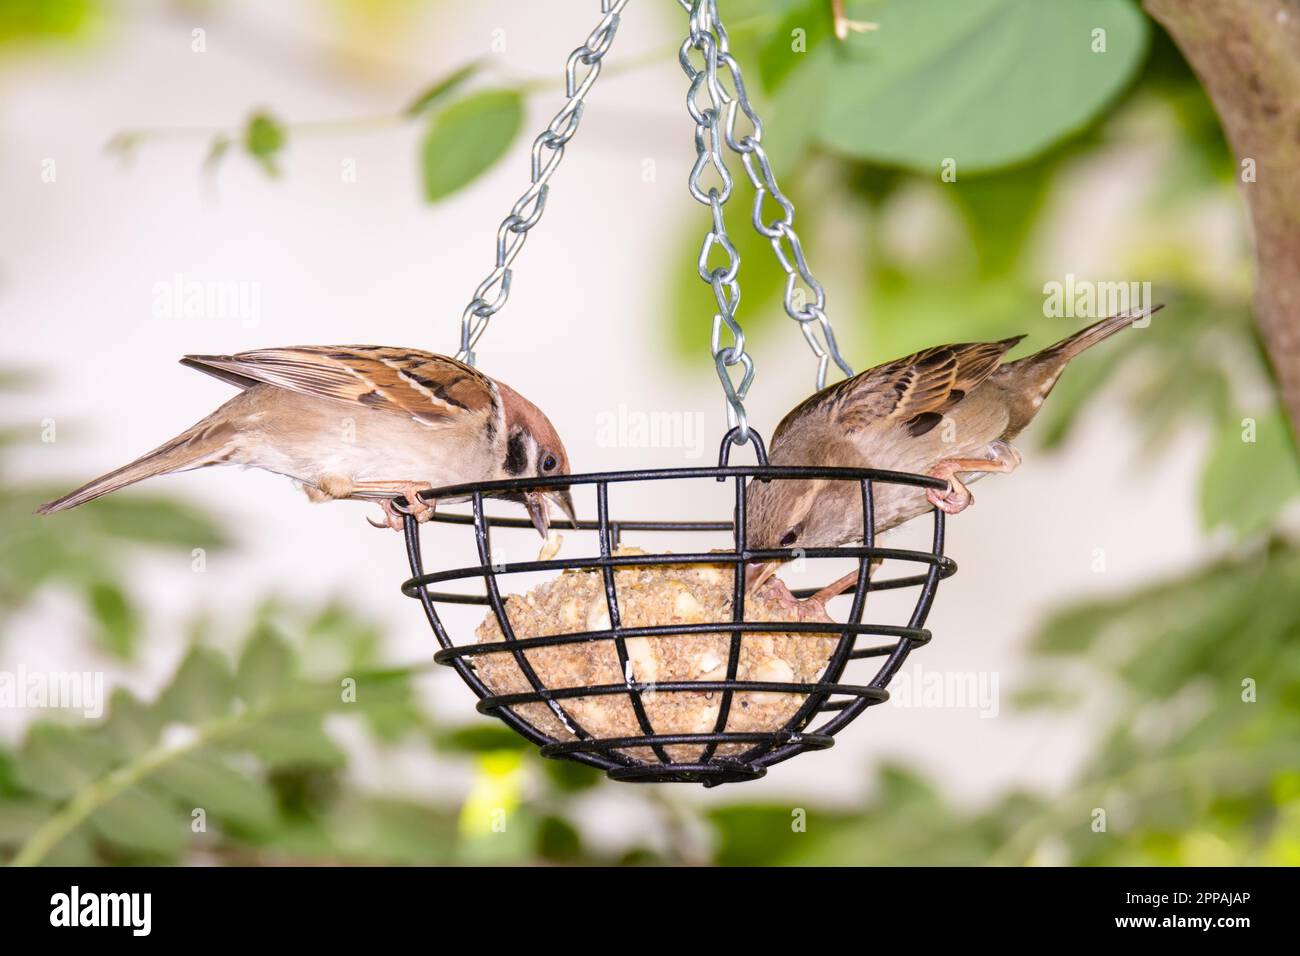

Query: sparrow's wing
181;346;496;428
777;336;1025;440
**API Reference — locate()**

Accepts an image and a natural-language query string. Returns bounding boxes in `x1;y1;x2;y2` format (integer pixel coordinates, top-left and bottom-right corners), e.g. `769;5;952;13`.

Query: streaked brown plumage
746;306;1162;599
37;346;576;534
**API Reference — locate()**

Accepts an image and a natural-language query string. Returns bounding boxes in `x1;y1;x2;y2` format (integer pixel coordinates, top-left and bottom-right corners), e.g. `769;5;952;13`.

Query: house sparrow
747;306;1162;603
37;346;577;534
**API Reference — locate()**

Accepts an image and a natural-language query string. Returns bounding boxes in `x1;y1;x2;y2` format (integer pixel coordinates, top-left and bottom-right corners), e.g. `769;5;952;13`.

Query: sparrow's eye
541;453;558;472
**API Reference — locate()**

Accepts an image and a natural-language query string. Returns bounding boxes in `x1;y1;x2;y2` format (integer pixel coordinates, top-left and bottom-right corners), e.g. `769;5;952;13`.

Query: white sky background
0;0;1217;826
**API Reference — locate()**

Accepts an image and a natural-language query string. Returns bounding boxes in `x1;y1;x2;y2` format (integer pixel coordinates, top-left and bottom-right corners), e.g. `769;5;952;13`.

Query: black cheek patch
504;430;529;475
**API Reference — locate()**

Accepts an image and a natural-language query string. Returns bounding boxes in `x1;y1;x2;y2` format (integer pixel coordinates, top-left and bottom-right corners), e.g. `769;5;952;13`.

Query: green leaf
86;580;139;658
539;754;602;793
13;724;117;800
76;494;228;550
861;268;1027;365
153;755;278;833
1200;409;1300;538
946;156;1064;276
311;796;461;865
90;784;188;859
761;41;836;177
710;803;855;866
244;111;286;177
0;798;55;844
96;689;161;759
819;0;1150;173
1030;602;1120;656
436;723;528;754
421;89;523;202
226;715;343;769
236;629;296;706
405;60;483;117
37;824;95;866
157;647;235;725
758;0;832;93
536;814;583;862
351;669;426;741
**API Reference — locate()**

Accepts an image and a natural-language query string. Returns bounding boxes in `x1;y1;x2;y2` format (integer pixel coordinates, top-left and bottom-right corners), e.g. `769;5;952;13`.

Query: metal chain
678;0;853;441
679;8;750;441
455;0;630;366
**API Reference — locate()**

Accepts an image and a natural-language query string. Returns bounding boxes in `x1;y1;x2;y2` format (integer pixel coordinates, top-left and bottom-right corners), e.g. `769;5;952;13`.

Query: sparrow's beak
548;488;578;530
524;491;551;539
745;561;779;593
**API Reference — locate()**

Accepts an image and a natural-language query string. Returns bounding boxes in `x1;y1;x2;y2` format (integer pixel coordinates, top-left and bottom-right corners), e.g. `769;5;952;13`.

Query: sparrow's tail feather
1032;304;1165;366
993;304;1164;440
35;420;236;515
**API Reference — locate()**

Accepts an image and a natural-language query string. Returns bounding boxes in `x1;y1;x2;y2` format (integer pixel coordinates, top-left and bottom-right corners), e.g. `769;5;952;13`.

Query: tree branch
1144;0;1300;442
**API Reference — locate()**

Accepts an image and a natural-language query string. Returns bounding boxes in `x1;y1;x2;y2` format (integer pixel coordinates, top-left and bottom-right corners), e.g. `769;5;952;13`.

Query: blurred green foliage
1006;541;1300;865
244;112;287;178
821;0;1150;172
5;0;1300;867
3;606;425;866
0;387;229;658
0;0;97;45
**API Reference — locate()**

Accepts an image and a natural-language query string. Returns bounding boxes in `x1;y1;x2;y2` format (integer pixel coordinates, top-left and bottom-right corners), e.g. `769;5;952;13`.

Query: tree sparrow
747;306;1162;602
37;346;577;534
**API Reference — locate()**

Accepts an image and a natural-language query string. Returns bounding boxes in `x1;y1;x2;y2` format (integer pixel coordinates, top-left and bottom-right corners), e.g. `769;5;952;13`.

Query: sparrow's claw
368;499;406;532
926;477;973;515
752;572;794;607
353;481;436;532
402;491;437;523
925;446;1020;516
749;573;838;621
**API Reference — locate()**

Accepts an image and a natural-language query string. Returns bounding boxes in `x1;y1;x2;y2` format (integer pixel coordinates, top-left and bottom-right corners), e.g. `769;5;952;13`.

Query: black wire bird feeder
399;0;958;785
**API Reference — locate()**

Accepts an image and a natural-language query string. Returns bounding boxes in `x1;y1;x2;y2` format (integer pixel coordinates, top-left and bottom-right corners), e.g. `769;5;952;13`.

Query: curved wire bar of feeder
398;433;956;786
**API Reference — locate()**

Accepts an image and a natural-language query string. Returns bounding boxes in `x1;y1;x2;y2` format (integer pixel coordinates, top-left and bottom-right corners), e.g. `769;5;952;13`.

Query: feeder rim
476;679;890;710
402;546;956;594
540;730;838;757
434;621;934;660
402;463;949;507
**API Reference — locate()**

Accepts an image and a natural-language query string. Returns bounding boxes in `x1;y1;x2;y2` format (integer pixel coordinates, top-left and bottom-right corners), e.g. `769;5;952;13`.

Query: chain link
678;0;853;441
455;0;630;366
